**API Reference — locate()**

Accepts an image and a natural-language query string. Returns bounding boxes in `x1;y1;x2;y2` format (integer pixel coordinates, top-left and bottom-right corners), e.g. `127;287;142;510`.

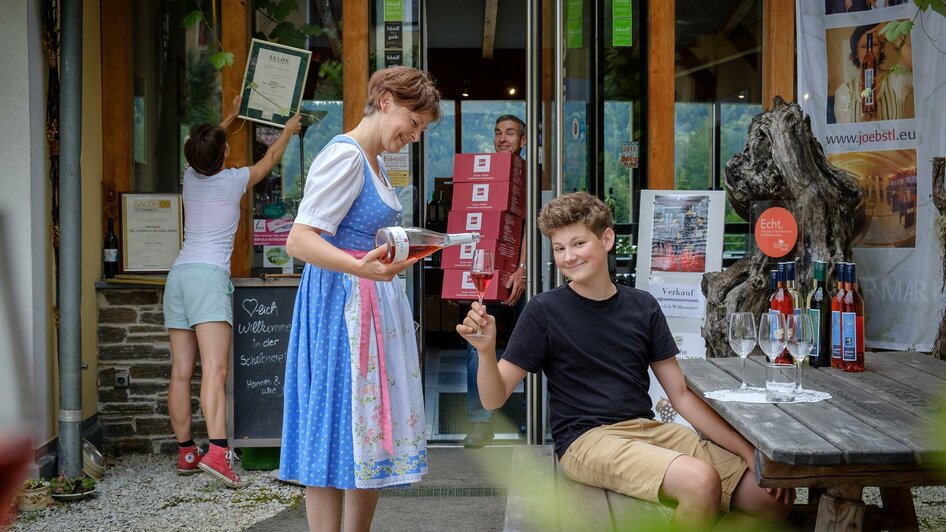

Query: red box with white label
453;152;525;183
441;268;513;303
452;180;526;218
447;210;523;244
441;238;520;271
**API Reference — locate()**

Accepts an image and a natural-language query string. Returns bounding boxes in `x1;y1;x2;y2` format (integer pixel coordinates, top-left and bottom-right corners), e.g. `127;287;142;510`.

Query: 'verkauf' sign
796;1;945;350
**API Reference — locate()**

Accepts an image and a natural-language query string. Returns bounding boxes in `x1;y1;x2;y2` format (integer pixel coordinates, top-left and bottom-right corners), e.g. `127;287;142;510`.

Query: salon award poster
239;39;311;128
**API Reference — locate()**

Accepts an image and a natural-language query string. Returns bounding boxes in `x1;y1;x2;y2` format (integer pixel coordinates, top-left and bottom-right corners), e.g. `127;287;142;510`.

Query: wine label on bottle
841;311;857;362
104;249;118;262
831;310;842;360
388;226;410;263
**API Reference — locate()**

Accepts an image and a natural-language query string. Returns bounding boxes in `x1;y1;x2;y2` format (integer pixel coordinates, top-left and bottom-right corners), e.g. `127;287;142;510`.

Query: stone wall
96;286;204;455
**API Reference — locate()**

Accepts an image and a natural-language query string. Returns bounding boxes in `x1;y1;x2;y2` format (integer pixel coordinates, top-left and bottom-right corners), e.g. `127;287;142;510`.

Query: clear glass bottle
375;227;479;264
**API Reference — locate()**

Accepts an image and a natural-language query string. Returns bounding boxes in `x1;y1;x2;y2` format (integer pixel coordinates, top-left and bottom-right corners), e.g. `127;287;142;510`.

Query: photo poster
239;39;312;128
636;190;726;428
796;1;945;350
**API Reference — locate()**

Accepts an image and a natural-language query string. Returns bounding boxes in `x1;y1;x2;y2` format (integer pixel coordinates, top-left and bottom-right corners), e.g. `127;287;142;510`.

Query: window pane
425;101;457;203
460;101;527;154
674;103;713;190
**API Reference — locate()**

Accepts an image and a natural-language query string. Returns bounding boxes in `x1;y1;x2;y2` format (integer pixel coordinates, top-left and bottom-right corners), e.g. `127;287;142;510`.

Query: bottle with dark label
771;262;794;364
606;187;617;219
375;227;479;264
806;260;831;368
841;262;866;372
831;262;847;368
426;193;440;225
436;190;447;224
104;218;119;279
861;32;877;115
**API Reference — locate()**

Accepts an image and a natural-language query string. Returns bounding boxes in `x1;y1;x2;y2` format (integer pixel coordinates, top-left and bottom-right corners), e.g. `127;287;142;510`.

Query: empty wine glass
466;249;494;339
785;313;814;392
758;312;787;363
728;312;757;391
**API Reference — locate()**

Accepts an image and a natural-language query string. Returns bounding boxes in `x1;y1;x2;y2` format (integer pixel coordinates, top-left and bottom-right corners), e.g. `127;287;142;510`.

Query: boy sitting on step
457;192;793;528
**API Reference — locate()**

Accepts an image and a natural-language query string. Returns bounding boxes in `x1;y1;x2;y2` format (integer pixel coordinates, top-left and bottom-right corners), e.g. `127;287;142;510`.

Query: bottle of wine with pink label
375;227;479;264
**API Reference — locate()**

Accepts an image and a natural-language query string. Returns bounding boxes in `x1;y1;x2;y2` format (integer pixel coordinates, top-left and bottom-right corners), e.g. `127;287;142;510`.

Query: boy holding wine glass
458;192;793;528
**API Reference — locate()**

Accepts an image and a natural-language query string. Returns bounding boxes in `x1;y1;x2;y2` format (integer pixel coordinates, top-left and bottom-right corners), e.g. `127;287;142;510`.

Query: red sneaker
176;445;204;475
198;445;246;488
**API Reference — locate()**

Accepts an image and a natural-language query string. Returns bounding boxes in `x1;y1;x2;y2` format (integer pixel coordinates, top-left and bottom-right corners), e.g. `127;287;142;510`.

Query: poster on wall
636;190;726;427
120;193;183;272
796;1;945;350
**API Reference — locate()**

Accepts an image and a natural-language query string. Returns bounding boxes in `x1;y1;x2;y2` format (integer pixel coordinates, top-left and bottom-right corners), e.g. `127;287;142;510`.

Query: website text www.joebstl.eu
825;127;916;146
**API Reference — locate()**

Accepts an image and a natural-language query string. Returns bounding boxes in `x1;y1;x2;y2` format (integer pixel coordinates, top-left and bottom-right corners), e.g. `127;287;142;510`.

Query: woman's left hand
505;266;526;306
355;245;417;281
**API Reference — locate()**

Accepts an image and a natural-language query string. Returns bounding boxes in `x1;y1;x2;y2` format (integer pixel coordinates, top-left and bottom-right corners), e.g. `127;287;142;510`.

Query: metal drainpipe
57;0;83;478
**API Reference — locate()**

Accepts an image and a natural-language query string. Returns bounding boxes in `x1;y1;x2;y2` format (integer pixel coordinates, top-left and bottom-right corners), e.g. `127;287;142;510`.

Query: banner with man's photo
796;1;946;350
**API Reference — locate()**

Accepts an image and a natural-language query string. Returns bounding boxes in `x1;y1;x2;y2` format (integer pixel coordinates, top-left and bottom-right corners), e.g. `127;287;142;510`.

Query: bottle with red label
861;32;878;116
841;262;866;372
770;262;794;364
831;262;846;369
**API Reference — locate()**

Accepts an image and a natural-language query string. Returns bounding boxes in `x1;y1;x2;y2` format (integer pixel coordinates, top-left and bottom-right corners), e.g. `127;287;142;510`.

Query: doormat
437;392;525;434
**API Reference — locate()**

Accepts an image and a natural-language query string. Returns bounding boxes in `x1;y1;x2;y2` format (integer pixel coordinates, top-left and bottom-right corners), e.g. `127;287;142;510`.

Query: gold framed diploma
238;39;312;128
120;193;183;272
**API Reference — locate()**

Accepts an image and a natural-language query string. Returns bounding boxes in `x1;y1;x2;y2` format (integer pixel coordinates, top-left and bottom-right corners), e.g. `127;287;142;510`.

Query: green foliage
915;0;946;17
254;0;322;49
22;478;49;490
209;51;234;69
49;475;95;495
180;10;204;30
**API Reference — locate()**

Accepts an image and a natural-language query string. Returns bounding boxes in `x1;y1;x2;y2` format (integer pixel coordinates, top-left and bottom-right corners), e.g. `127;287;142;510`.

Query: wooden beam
647;0;675;190
482;0;498;60
222;0;252;278
343;1;368;131
763;0;795;107
100;0;132;199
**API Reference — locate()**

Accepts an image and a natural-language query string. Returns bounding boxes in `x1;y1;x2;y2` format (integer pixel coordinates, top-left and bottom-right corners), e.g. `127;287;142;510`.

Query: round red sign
754;207;798;258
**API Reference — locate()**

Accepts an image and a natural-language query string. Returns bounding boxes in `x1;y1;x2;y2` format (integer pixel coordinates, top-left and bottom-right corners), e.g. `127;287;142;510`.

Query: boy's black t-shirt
502;284;679;458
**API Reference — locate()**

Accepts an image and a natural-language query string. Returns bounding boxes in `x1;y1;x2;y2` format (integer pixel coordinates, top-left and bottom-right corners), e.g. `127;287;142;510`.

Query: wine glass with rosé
466;249;494;339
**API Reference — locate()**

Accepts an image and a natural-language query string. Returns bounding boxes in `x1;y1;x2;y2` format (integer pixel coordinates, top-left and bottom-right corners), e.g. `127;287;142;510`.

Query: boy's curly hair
537;192;613;237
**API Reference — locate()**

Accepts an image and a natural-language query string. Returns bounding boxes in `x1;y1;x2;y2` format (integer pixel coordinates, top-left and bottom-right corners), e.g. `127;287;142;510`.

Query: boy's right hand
457;301;496;351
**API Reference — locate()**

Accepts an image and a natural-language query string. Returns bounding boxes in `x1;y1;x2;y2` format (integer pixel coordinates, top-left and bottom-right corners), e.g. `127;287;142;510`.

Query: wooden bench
504;445;672;531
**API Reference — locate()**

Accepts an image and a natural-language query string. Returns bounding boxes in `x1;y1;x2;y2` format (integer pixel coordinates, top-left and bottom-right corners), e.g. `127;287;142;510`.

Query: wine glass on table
785;313;814;392
757;312;787;363
467;249;494;339
728;312;757;392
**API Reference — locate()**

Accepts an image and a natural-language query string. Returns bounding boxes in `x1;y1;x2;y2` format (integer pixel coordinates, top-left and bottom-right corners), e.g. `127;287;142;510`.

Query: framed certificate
239;39;312;128
120;193;183;272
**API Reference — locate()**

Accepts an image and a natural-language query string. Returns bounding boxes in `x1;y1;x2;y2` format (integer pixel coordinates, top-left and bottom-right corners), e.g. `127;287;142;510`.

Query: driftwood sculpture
931;158;946;359
702;97;863;358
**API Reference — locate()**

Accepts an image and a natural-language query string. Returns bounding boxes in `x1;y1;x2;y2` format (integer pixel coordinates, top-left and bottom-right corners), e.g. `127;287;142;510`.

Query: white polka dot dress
279;136;427;489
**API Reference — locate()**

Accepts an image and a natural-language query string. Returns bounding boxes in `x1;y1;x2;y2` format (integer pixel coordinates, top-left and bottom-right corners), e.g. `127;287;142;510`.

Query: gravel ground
11;452;946;531
10;454;304;532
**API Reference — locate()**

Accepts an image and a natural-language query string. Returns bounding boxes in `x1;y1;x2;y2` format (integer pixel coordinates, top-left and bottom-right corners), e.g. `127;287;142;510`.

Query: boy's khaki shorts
558;418;748;511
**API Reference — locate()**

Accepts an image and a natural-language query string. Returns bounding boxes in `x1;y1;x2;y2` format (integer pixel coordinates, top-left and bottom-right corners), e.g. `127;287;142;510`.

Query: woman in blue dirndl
280;66;441;531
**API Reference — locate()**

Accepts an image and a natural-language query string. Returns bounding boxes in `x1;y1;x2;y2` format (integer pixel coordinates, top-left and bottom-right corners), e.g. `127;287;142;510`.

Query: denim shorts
163;263;234;329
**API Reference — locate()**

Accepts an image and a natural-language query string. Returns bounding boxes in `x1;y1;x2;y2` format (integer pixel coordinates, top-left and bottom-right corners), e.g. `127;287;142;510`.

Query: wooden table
681;351;946;531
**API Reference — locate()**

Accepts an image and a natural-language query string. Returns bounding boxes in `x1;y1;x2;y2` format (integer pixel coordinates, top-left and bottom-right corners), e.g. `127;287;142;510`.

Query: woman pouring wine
279;66;442;531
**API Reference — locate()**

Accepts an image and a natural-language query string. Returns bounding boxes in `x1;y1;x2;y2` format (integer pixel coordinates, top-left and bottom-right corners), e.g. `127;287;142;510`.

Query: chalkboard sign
227;279;298;446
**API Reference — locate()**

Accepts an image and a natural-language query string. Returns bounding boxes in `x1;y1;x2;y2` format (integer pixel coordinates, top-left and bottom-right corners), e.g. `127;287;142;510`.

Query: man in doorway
463;114;529;448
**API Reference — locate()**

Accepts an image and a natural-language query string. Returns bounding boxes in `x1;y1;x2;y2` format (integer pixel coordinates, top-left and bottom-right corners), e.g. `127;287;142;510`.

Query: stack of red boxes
442;152;526;302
